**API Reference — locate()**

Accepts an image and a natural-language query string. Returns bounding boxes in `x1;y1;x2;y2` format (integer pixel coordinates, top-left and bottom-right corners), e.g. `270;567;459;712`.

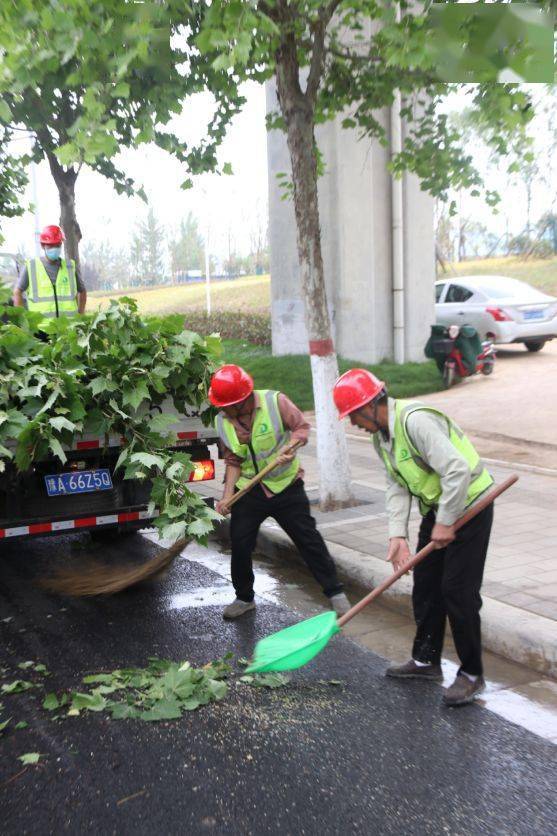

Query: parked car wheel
524;340;546;352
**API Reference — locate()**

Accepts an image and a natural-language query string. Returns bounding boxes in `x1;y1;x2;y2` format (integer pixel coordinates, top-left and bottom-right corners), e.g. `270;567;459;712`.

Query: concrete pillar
266;81;435;364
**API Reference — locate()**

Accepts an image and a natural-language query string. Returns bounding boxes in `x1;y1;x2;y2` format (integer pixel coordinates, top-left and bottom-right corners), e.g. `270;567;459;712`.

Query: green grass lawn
90;274;271;315
445;256;557;296
222;340;443;410
90;256;557;321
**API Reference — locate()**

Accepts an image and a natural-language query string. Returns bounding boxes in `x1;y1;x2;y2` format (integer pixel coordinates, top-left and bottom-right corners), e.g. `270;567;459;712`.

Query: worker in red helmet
13;225;87;319
333;369;494;707
210;364;350;620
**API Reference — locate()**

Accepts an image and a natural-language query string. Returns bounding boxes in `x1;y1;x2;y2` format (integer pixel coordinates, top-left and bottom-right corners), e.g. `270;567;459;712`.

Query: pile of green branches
0;294;221;542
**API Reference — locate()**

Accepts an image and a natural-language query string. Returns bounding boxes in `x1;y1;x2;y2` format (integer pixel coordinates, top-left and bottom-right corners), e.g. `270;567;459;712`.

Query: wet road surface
1;533;556;835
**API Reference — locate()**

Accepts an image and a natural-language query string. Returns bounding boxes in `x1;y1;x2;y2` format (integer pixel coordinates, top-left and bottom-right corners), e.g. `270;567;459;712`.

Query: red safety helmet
209;365;254;408
39;225;64;245
333;368;385;420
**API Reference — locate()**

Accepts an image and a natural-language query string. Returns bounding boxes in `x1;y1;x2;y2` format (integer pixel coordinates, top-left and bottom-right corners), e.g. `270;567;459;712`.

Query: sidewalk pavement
199;423;557;678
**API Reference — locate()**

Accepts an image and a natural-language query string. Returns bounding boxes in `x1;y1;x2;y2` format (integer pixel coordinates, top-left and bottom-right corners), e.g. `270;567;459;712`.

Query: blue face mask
45;246;62;260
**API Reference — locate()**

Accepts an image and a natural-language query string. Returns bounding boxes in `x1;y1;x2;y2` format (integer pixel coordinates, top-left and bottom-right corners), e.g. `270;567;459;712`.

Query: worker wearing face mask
13;225;87;320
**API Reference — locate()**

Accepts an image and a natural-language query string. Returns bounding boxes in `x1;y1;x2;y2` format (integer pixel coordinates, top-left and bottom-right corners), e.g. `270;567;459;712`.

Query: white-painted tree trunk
274;20;354;510
310;353;353;510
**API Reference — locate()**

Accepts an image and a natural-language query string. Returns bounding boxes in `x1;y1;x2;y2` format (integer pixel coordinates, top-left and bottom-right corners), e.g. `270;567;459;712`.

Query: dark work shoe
385;659;443;681
443;673;485;707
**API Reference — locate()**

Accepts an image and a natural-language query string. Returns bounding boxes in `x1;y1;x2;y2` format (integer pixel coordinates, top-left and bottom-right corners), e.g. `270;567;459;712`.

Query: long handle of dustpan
225;440;303;510
337;474;518;629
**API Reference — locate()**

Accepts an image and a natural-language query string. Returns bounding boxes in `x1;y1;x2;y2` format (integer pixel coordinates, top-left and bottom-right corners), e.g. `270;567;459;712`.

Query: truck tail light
188;460;215;482
486;306;512;322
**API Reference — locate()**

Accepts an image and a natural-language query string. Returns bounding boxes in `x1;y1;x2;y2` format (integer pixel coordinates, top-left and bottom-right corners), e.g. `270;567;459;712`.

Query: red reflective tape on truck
177;431;198;440
29;523;53;535
76;440;101;450
118;512;140;523
0;511;160;539
75;517;98;528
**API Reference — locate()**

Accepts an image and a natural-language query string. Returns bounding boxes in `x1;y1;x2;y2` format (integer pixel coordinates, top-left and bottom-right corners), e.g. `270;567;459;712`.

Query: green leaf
109;399;129;419
48;437;67;464
148;413;176;435
158;520;187;543
108;702;140;720
187;518;214;538
82;673;117;685
18;752;42;765
49;416;76;433
122;379;150;411
15;720;28;730
111;81;130;98
43;693;59;711
17;661;34;670
88;377;117;396
0;99;12;122
0;718;11;732
69;692;107;713
206;679;227;700
242;673;290;689
130;452;166;471
1;680;34;694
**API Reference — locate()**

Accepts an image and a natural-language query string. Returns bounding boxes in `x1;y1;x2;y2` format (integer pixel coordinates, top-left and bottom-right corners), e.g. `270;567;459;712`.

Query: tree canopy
0;0;243;259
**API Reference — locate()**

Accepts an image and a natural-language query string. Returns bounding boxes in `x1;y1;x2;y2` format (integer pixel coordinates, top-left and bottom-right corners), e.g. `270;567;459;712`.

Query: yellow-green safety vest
216;389;300;494
373;399;493;516
25;258;78;319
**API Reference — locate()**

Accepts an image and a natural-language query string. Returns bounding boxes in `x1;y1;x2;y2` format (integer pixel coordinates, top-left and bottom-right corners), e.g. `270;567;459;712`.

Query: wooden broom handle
226;440;304;509
337;474;518;628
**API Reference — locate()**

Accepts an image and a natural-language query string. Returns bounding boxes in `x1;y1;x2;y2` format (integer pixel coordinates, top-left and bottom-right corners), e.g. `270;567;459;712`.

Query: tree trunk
275;66;353;511
45;151;82;268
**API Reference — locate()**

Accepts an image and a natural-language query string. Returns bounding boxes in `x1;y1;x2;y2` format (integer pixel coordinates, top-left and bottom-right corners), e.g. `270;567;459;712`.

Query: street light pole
205;223;211;317
30;161;41;257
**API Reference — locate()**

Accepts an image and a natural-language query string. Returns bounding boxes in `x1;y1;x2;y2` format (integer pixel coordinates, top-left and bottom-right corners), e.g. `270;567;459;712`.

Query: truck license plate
44;469;113;497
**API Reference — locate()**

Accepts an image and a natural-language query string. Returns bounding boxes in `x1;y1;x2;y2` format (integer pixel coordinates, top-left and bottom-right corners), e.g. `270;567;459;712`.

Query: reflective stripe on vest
26;258;78;317
216;389;300;493
373;399;493;515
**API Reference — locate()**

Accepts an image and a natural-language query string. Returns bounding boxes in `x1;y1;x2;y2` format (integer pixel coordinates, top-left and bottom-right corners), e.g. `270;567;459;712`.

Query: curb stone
249;523;557;680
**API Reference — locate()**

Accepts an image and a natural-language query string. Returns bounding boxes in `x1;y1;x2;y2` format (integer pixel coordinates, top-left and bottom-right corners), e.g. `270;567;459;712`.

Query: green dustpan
246;611;340;673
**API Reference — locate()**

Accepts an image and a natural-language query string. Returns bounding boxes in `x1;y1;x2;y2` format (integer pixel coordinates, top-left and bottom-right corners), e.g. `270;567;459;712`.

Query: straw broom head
39;537;189;597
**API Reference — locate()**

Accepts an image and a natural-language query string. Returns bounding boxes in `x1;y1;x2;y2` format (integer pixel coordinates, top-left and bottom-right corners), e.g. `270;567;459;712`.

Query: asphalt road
1;533;556;835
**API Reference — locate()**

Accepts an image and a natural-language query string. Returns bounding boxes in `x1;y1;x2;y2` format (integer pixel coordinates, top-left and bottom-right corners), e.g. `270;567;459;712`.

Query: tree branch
306;16;327;104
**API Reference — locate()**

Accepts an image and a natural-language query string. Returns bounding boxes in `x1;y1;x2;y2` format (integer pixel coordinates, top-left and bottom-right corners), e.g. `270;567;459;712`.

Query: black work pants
229;480;343;602
411;504;493;677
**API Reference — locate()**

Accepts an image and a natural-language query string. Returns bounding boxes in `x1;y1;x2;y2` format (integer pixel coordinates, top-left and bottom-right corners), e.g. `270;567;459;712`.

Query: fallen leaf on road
18;753;42;765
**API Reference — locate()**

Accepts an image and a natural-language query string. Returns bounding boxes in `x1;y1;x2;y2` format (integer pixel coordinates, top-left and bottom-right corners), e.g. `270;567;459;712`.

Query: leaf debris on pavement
18;753;42;765
239;672;291;689
1;680;35;694
55;657;232;722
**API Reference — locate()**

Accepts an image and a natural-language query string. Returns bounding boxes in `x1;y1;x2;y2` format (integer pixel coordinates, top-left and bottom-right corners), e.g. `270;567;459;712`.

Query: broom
41;440;302;597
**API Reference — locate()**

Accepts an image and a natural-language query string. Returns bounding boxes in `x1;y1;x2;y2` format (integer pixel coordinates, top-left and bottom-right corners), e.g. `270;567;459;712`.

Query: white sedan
435;275;557;352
